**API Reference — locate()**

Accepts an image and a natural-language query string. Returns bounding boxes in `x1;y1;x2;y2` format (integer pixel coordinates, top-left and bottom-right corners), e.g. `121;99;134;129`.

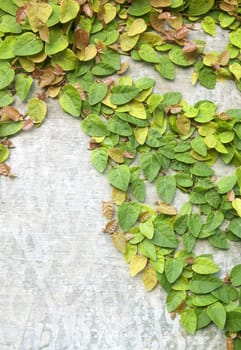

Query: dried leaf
102;201;114;219
103;219;118;234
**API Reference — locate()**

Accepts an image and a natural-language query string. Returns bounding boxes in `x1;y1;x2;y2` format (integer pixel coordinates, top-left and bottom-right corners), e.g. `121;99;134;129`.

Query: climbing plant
1;1;241;348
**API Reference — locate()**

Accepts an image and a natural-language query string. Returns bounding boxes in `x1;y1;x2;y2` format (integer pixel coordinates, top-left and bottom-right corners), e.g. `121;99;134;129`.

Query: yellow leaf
128;19;147;37
135;87;153;102
134;127;148;145
77;45;97;61
108;148;124;163
229;62;241;81
19;57;35;72
129;101;147;119
156;202;177;216
29;51;47;63
130;255;148;277
28;3;53;32
176;116;191;135
103;3;117;24
111;232;126;254
120;33;140;52
232;198;241;216
102;94;117;109
142;266;158;291
112;187;126;205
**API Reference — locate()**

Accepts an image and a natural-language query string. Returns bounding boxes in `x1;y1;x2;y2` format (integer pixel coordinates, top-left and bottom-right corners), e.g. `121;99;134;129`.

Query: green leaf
59;84;82;117
198;67;216;89
28;98;47;125
151;251;165;273
181;309;197;335
156;175;176;204
0;144;9;163
217;175;236;194
211;284;238;304
14;32;43;56
118;201;141;231
45;28;69;55
0;35;17;59
15;73;33;101
0;62;15;90
230;264;241;287
128;0;151;16
110;85;139;105
151;223;178;249
188;214;202;238
107;164;131;192
0;14;22;34
201;16;216;36
192;257;219;275
155;56;175;80
89;82;108;106
169;46;196;67
51;49;78;71
0;90;14;107
139;239;157;261
60;0;80;23
188;0;214;16
191;294;217;307
0;0;17;15
189;274;223;294
139;44;160;63
226;310;241;332
131;179;146;202
0;121;24;137
165;258;184;284
140;153;161;182
190;163;214;177
91;148;108;173
230;28;241;49
166;290;186;312
229;218;241;239
207;302;226;329
139;219;154;239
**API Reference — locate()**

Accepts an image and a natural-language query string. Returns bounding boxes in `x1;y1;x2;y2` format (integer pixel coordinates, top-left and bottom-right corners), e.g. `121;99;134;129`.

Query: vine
1;0;241;348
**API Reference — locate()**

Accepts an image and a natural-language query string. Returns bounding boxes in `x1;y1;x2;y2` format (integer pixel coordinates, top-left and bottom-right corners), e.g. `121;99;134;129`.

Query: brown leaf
150;12;164;32
47;86;61;98
158;11;171;20
0;106;22;122
219;50;230;66
139;211;150;222
183;41;198;53
227;190;235;202
102;201;114;219
16;6;28;24
73;28;90;50
117;62;129;75
23;119;34;131
39;24;50;43
83;3;93;17
103;219;118;234
38;69;55;88
0;163;14;177
1;139;14;148
226;338;234;350
175;26;189;40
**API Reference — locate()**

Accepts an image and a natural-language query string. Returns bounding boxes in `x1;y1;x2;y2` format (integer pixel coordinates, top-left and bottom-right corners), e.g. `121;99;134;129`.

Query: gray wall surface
1;25;241;350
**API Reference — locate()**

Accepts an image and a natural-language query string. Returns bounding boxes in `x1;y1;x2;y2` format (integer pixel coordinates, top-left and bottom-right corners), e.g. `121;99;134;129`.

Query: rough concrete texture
1;26;241;350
